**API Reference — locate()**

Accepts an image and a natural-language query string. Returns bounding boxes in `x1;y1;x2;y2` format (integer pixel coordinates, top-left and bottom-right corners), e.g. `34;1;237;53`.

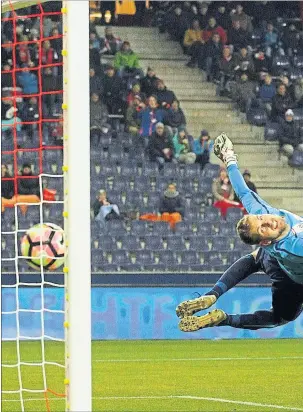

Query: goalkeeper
177;133;303;332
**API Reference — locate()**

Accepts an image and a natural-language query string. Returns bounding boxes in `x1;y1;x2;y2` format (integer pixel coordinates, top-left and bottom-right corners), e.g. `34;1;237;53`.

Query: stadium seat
134;250;153;265
272;55;290;75
161;163;178;178
179;251;198;265
293;55;303;68
219;222;237;236
246;107;268;126
105;221;127;236
98;237;115;252
143;264;166;272
211;236;231;252
150;221;171;236
203;207;221;222
174;221;193;236
202;164;220;179
43;204;64;227
120;264;142;272
166;236;186;251
118;235;140;251
288;149;303;170
233;238;254;253
99;264;119;272
194;221;214;236
155;250;175;264
25;205;41;226
226;208;244;223
198;177;213;193
91;249;108;271
292;109;303;122
183;163;200;179
188;236;210;251
1;234;15;259
2;208;15;231
141;163;159;178
264;122;280;141
144;235;163;251
131;220;149;236
228;251;242;264
42;150;63;174
119;165;134;177
110;250;129;265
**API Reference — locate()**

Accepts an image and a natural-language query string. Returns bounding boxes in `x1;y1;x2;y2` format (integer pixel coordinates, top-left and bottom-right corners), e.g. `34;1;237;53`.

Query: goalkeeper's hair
236;216;261;245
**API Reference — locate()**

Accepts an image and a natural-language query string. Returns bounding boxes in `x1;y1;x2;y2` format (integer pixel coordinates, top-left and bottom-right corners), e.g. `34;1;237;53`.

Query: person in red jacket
203;17;227;45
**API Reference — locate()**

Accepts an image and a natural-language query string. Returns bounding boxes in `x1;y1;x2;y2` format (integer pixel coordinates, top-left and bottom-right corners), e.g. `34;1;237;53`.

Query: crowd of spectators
156;1;303;167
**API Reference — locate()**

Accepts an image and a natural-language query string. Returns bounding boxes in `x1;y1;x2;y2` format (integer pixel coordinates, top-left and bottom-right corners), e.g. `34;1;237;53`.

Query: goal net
1;1;91;411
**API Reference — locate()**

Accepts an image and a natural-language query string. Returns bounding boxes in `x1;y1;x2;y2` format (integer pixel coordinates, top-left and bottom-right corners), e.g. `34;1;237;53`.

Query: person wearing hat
159;183;184;218
99;26;122;56
154;79;177;109
163;99;186;133
126;83;146;105
140;67;159;97
93;189;120;228
147;122;174;168
277;109;303;157
18;163;40;197
191;129;214;169
173;127;196;165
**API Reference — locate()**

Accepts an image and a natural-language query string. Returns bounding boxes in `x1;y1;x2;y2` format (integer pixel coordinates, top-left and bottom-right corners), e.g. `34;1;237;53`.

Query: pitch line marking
93;356;303;363
2;395;303;410
3;356;303;364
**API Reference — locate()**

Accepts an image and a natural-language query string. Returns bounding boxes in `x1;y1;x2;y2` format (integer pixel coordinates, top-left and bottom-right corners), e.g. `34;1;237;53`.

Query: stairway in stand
96;26;303;216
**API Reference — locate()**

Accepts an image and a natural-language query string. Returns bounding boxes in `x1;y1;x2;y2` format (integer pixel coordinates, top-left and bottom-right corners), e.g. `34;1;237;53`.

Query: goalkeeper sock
218;310;278;329
205;254;259;299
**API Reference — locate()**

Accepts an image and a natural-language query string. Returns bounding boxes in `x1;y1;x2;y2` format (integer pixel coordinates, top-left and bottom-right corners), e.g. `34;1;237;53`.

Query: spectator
126;95;145;135
173;127;196;165
232;73;257;113
197;3;210;29
148;122;174;168
218;46;237;96
100;26;122;55
89;31;101;50
191;129;214;170
230;3;253;33
42;67;59;116
203;17;227;45
89;67;103;96
204;32;223;81
215;3;230;31
140;67;159;97
127;83;145;106
234;46;255;79
17;65;38;95
113;41;143;79
41;40;59;68
2;40;13;66
294;77;303;107
50;27;62;57
138;95;164;146
2;63;13;89
228;20;249;52
212;168;242;218
183;19;204;67
89;40;102;76
253;51;271;76
258;74;276;112
18;164;40;197
246;1;277;30
278;109;303;158
159;183;184;217
283;23;300;57
16;35;32;67
166;7;189;44
90;93;111;138
262;22;280;58
271;83;295;120
234;169;257;202
93;189;120;228
279;75;296;102
1;164;14;199
101;64;125;114
163;99;186;132
21;97;39;138
154;79;177;109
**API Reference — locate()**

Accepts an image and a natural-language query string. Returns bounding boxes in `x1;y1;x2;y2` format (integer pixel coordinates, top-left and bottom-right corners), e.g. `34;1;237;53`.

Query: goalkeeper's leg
176;252;260;318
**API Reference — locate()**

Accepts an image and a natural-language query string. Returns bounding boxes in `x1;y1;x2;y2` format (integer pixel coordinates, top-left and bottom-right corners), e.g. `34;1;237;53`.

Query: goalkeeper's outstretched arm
227;163;280;215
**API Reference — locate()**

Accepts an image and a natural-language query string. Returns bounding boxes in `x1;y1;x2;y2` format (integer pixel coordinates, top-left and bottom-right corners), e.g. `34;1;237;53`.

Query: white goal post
62;1;92;411
1;1;92;411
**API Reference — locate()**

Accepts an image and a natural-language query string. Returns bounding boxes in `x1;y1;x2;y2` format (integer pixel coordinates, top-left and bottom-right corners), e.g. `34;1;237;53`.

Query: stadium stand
2;1;303;274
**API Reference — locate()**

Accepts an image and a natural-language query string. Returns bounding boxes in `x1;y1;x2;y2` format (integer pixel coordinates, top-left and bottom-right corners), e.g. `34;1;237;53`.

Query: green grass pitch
2;339;303;412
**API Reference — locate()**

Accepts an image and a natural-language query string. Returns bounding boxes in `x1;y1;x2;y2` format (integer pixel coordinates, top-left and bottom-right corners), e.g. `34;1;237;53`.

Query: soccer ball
21;223;65;271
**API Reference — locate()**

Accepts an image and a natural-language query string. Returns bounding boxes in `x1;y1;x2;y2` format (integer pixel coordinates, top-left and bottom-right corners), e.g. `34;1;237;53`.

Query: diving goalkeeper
177;133;303;332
